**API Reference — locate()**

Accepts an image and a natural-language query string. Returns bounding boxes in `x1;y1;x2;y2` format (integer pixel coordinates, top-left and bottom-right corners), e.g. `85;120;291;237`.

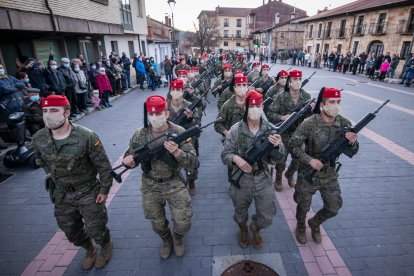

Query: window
137;0;143;17
119;0;133;30
355;15;364;35
400;41;411;59
408;9;414;32
317;23;322;38
352;41;359;55
91;0;108;5
128;41;134;58
339;19;346;37
324;43;329;54
309;25;313;38
141;40;146;56
224;41;229;47
236;42;241;47
316;43;320;53
224;30;229;38
326;22;332;38
224;18;229;27
237;19;242;27
376;13;387;33
280;32;284;38
337;44;342;53
111;41;119;53
236;30;241;38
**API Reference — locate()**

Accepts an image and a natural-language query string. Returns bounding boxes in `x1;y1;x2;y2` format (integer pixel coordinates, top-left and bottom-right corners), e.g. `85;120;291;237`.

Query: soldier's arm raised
88;133;113;195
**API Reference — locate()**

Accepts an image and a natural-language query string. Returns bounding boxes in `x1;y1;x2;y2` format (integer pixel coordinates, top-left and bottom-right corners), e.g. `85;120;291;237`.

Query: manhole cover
0;173;14;184
221;260;279;276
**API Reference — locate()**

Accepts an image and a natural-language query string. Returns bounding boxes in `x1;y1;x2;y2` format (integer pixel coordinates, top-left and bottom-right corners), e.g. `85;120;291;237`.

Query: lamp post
167;0;176;57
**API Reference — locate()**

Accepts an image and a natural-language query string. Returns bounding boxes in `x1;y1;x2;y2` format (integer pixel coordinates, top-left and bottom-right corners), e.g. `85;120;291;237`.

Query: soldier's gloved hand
233;155;252;173
268;134;282;147
184;108;193;118
280;114;290;121
164;140;181;158
345;132;357;145
123;155;136;168
309;159;323;171
96;194;107;204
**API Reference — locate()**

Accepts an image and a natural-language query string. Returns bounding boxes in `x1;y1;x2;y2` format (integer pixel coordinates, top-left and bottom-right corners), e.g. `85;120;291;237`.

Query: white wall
103;34;141;59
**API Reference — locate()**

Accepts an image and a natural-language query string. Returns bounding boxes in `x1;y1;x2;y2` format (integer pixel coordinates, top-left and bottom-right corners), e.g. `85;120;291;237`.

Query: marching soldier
247;61;261;84
167;79;201;196
215;54;227;77
174;57;190;77
267;69;312;191
253;64;276;95
265;70;288;101
212;63;233;98
221;90;284;249
32;95;113;270
123;95;198;259
289;87;358;244
217;70;244;110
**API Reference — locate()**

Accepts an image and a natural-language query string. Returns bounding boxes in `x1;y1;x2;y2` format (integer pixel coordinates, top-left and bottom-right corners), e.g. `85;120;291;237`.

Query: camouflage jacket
265;83;285;100
126;122;198;180
289;114;359;172
221;119;285;171
217;87;234;110
254;76;275;94
247;71;260;84
213;77;232;95
32;123;112;195
174;63;190;75
214;95;245;135
267;89;311;123
167;99;201;129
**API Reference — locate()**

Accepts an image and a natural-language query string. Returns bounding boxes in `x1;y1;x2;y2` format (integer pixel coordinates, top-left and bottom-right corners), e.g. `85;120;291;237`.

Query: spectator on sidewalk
378;59;390;81
104;59;117;97
163;56;173;83
314;52;321;68
72;62;88;113
328;52;335;71
403;59;414;87
366;53;376;77
121;52;132;88
59;58;79;117
386;54;400;79
333;53;340;72
88;62;99;90
308;53;313;68
337;53;344;72
96;67;112;108
0;64;25;113
135;57;146;90
358;52;368;74
342;53;351;74
45;59;66;96
304;51;310;67
400;53;413;84
20;59;48;96
351;55;360;75
113;59;123;95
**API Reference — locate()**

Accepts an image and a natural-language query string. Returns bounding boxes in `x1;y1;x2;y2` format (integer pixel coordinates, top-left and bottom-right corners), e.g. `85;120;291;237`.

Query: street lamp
167;0;176;56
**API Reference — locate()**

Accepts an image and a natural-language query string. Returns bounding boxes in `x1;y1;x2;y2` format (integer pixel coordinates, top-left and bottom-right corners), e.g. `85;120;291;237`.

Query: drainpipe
348;13;356;53
321;20;326;54
44;0;58;32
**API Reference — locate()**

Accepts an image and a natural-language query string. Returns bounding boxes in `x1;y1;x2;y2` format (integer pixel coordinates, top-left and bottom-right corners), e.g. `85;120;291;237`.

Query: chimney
147;25;153;38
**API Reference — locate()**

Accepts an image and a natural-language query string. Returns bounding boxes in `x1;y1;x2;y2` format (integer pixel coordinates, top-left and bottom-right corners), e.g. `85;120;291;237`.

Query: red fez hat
234;76;248;84
322;87;341;98
289;69;302;77
234;70;244;76
177;70;188;76
221;54;227;60
41;95;70;108
189;67;198;71
252;62;261;67
245;90;263;106
170;79;184;89
261;64;270;69
223;64;232;70
242;55;247;60
201;54;208;59
278;70;288;77
146;96;167;113
179;57;185;61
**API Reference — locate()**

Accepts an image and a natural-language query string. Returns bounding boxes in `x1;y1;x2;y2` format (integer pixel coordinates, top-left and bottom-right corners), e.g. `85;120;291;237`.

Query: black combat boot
274;174;282;192
284;170;296;187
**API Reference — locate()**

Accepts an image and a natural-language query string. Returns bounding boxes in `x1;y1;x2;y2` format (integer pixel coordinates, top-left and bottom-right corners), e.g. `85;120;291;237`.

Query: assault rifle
110;120;217;183
230;99;316;188
301;71;316;88
211;79;231;98
250;63;277;88
173;97;203;127
189;66;213;90
302;99;390;184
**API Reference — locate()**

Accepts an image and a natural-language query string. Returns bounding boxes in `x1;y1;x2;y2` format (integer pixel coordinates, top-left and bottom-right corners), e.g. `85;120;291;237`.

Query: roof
148;33;172;43
197;7;251;19
253;15;308;33
298;0;411;23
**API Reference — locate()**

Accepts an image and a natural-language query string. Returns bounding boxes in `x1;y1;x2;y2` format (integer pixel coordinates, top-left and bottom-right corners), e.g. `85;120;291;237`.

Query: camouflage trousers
275;140;300;179
54;187;110;248
229;172;276;230
293;168;343;223
186;137;200;181
141;176;193;239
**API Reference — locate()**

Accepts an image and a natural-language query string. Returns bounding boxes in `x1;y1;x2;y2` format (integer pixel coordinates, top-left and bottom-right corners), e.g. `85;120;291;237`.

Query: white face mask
224;71;232;78
50;65;57;70
322;102;339;117
254;67;260;72
262;70;269;76
43;111;66;130
235;86;248;97
248;106;263;121
290;80;302;91
278;78;287;86
148;114;167;129
188;72;195;79
170;90;183;100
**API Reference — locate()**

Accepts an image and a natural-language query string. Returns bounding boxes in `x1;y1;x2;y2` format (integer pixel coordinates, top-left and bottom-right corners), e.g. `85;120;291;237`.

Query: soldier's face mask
290;78;302;91
262;69;269;75
224;71;232;78
170;89;183;100
148;112;167;130
321;100;340;117
278;76;287;86
43;108;67;130
188;72;195;79
248;105;263;121
253;66;260;72
235;83;248;97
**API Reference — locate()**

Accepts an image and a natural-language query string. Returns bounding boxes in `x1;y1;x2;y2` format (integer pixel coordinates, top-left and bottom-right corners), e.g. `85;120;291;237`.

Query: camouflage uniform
126;122;198;241
289;114;359;230
265;83;285;101
254;76;275;95
212;77;232;97
267;90;311;182
221;120;285;231
217;87;234;110
247;71;260;84
174;63;190;76
214;95;245;136
32;124;112;248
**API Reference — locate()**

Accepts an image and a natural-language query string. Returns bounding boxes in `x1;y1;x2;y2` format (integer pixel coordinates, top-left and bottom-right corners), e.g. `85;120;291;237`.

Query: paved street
0;64;414;276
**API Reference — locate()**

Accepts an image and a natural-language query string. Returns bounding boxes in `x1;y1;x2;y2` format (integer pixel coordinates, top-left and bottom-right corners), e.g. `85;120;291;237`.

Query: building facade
299;0;414;74
146;17;173;71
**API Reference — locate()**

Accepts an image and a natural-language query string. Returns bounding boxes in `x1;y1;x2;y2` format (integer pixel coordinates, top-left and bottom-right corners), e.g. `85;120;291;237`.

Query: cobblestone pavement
0;63;413;276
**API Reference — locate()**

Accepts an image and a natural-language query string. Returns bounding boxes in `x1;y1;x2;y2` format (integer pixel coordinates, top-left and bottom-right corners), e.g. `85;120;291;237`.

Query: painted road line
345;90;414;116
22;152;132;276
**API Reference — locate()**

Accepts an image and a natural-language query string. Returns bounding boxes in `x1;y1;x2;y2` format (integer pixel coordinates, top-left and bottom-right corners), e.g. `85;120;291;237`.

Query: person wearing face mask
267;69;312;191
58;58;80;117
167;80;201;196
212;63;233;99
214;54;227;77
289;88;358;245
217;74;246;110
247;62;261;84
253;64;276;95
45;60;66;96
122;95;198;259
221;90;284;249
104;59;117;97
265;70;288;101
23;91;44;135
96;67;112;108
88;63;99;90
174;57;190;77
0;64;26;113
181;68;206;120
72;62;89;113
32;95;114;270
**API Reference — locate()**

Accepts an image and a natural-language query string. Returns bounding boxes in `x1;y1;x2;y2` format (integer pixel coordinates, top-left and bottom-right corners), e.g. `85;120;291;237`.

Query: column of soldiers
32;53;358;270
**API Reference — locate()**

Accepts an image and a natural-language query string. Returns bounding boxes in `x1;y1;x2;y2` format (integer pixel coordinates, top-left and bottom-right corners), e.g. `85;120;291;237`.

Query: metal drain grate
222;260;279;276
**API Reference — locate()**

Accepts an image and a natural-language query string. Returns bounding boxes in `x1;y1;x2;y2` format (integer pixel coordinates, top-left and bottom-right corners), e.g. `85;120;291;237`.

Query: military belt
144;172;178;183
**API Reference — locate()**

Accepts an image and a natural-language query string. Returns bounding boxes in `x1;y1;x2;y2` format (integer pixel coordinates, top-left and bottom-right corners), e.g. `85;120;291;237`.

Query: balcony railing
397;19;414;34
351;24;366;36
367;22;388;35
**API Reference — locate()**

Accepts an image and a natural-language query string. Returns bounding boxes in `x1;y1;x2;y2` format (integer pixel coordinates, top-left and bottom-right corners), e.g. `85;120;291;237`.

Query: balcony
397;19;414;34
351;24;366;36
367;22;387;35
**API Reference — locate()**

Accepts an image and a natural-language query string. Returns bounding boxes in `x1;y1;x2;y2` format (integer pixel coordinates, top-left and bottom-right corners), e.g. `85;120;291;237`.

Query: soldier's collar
47;123;80;145
316;114;341;127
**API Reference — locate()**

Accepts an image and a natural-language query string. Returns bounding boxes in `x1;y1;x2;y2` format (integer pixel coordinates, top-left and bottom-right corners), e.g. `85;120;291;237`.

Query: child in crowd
92;89;102;110
379;59;390;81
96;67;112;108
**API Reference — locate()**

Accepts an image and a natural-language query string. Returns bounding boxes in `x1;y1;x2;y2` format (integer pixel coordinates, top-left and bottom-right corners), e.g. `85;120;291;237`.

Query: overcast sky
146;0;356;31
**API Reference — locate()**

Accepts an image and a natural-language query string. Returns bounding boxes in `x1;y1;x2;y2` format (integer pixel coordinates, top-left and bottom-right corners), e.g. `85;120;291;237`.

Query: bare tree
192;14;219;54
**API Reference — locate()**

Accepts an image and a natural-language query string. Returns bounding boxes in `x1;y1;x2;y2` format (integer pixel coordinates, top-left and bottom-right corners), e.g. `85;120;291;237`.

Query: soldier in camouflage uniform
182;68;206;120
174;57;190;77
167;79;201;196
123;95;198;259
247;61;261;84
267;69;312;191
32;95;113;271
289;88;358;244
221;90;284;249
265;70;288;101
215;54;227;77
217;70;244;110
253;64;276;95
212;63;233;98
